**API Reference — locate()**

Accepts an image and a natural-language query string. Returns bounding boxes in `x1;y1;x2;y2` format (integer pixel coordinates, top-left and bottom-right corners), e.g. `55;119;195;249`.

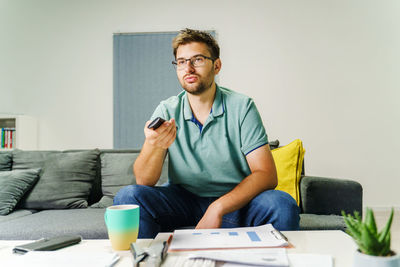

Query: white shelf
0;114;38;150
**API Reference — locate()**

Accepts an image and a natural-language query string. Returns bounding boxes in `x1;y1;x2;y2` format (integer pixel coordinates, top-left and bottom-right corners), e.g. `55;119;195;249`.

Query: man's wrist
210;200;226;217
144;139;167;152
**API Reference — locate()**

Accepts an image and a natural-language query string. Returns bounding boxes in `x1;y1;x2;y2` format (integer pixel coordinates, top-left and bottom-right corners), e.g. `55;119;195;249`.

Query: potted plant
342;208;399;267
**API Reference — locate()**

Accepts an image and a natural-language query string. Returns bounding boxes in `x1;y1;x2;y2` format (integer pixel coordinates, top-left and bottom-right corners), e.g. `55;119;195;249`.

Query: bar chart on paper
169;224;289;251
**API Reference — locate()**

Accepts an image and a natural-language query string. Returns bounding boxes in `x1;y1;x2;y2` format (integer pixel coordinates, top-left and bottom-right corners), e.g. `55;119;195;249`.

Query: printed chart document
189;248;289;267
169;224;288;251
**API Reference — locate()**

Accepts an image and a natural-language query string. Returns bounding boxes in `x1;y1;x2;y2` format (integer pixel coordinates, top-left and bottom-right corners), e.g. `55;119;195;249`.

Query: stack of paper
166;224;333;267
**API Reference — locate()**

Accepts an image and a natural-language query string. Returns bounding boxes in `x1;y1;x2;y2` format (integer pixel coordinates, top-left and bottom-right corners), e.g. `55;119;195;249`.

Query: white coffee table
0;230;357;267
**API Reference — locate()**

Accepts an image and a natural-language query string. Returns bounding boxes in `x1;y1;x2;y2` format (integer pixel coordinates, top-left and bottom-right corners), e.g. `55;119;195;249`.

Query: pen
161;234;173;262
277;230;288;241
271;229;288;241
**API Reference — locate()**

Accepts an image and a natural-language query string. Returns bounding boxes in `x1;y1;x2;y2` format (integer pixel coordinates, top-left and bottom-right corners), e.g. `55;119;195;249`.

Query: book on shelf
1;128;16;149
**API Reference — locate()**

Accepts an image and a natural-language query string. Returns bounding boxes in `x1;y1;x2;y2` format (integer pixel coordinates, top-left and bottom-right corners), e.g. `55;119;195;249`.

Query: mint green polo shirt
150;85;268;197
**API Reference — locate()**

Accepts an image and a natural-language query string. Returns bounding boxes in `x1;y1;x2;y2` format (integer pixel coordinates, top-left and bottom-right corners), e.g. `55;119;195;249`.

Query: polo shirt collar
183;94;193;121
183;84;225;121
211;85;224;117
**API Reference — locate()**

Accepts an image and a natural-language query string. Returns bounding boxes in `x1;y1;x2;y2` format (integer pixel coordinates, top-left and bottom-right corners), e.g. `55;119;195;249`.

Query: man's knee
253;190;300;230
113;184;146;205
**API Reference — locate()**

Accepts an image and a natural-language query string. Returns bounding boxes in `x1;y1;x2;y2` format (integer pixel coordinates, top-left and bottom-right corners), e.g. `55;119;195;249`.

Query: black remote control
148;117;166;130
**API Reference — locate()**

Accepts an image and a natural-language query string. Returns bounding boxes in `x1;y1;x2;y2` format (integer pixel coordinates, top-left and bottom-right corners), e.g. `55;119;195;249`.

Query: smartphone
13;235;82;254
148;117;166;130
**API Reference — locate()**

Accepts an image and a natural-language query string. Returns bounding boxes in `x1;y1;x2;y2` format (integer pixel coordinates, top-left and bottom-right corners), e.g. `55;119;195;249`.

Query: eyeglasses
172;55;214;70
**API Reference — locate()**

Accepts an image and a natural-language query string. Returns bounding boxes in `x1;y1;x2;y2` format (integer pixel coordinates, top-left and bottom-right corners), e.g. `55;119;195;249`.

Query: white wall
1;0;399;208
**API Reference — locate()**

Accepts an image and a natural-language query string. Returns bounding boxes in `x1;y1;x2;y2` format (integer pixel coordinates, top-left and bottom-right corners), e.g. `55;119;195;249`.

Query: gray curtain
113;32;181;149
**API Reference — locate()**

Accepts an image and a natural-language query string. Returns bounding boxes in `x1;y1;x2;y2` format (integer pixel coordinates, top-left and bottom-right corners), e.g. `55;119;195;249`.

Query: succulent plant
342;208;394;256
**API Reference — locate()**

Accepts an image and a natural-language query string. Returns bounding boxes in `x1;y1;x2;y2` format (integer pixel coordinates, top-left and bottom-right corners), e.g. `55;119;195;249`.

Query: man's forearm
212;170;277;216
133;140;167;186
134;118;176;186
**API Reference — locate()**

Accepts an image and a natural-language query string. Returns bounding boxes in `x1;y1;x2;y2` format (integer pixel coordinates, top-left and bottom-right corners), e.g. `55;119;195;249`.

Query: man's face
175;42;221;95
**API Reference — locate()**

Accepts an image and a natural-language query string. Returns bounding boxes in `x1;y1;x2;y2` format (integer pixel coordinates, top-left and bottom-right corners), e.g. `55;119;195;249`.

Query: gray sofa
0;142;363;240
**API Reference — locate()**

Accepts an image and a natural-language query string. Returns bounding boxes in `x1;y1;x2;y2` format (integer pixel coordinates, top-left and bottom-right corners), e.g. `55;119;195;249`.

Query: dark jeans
113;183;300;238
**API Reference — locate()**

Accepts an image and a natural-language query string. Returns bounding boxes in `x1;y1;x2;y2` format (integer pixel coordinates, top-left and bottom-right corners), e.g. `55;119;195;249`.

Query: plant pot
353;250;400;267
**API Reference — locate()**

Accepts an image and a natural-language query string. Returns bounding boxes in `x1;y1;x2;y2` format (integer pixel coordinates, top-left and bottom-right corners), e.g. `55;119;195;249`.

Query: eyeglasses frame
172;54;215;69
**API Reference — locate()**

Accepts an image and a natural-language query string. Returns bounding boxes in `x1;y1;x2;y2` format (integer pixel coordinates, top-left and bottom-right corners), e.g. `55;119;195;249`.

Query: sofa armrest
299;176;363;216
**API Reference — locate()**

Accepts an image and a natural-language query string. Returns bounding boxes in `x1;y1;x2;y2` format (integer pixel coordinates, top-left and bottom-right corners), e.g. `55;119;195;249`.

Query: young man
114;29;299;238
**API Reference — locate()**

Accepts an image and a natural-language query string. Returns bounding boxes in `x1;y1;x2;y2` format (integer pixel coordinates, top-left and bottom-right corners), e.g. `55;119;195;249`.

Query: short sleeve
150;103;168;121
240;99;269;155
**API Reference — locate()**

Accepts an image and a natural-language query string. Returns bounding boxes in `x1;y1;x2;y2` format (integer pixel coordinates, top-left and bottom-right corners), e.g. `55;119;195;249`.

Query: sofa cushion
299;175;363;215
0;151;12;171
0;169;41;215
0;209;107;239
272;139;305;205
91;151;169;208
12;150;58;169
0;209;37;223
13;150;99;209
299;213;346;231
268;139;280;150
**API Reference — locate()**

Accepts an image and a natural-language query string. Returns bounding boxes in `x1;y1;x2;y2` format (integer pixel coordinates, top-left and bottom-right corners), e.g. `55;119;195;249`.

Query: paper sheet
1;251;120;267
189;248;289;267
169;224;288;251
211;253;333;267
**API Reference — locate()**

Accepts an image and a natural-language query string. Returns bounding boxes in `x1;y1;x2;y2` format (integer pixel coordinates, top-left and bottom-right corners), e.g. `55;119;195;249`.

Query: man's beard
182;79;214;96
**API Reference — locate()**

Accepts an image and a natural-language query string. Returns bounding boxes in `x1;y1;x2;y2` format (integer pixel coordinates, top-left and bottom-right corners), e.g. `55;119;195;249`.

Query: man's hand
195;201;224;229
144;118;176;149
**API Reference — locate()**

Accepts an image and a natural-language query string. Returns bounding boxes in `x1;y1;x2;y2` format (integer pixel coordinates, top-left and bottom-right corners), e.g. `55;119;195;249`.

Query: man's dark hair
172;28;220;60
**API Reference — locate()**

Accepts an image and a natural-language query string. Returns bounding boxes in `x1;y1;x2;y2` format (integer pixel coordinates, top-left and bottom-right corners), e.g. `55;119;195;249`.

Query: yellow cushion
271;139;305;205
